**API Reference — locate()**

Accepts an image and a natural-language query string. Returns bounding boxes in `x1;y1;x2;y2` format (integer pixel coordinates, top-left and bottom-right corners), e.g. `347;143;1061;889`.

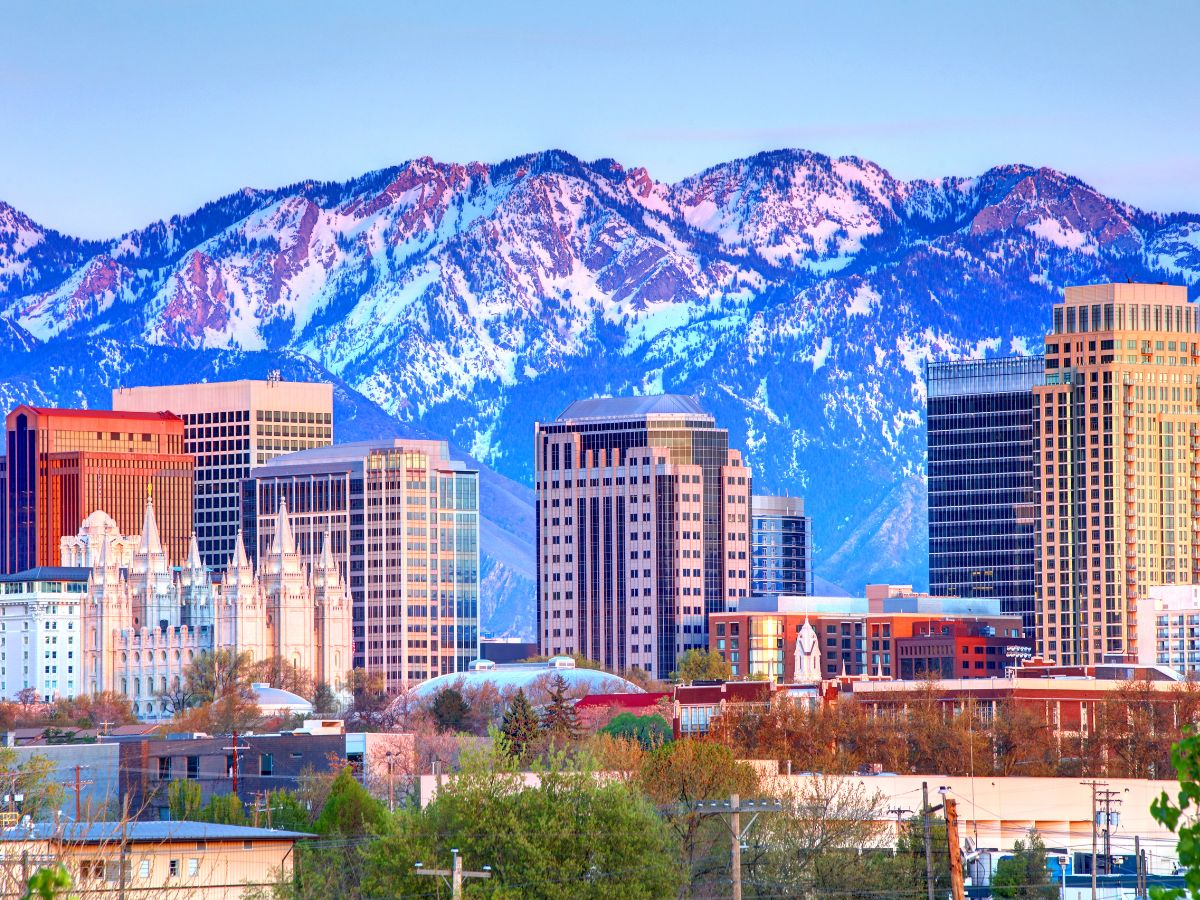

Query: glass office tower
750;495;813;596
244;439;479;688
926;355;1044;636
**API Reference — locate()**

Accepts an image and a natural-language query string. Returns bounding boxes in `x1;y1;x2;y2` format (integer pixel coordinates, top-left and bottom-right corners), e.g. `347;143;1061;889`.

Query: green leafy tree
22;865;71;900
500;689;540;759
1152;727;1200;899
0;749;63;822
167;778;203;820
539;674;581;744
891;815;952;898
430;688;470;734
361;747;684;899
671;649;733;683
313;767;388;837
185;648;256;704
637;739;760;891
200;792;246;825
991;829;1059;899
600;711;672;749
264;789;313;832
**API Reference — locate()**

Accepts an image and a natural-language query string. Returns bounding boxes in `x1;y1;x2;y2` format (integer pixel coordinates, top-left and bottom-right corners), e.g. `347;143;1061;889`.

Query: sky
2;0;1197;239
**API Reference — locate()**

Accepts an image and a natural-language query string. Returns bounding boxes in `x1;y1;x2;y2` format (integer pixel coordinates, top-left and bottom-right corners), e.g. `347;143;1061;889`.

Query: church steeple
137;491;163;558
271;497;296;556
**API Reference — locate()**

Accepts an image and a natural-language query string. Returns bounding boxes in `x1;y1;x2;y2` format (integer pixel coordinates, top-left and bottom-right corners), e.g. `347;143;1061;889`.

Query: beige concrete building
244;440;480;688
1035;283;1200;664
113;379;334;568
535;395;751;680
0;821;311;898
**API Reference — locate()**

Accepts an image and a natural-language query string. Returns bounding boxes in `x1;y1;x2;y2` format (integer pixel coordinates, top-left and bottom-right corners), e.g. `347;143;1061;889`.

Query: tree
892;814;952;898
168;779;203;821
361;748;684;899
251;656;316;701
991;829;1059;899
199;792;247;826
311;683;339;716
0;749;63;822
637;739;760;891
172;687;261;735
184;648;256;704
313;767;389;837
600;712;672;749
539;674;581;744
671;649;732;684
743;776;898;898
500;689;540;759
1151;727;1200;899
429;688;469;734
262;789;313;831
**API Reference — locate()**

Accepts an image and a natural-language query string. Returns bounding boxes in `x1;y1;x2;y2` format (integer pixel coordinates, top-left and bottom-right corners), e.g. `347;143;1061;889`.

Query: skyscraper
242;440;479;689
1035;282;1200;665
535;395;751;680
926;356;1043;636
750;495;813;596
112;379;334;568
2;406;194;572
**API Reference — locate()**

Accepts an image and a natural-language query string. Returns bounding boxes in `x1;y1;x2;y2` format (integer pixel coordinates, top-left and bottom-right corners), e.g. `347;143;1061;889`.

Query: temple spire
137;491;163;557
187;535;203;570
271;497;296;556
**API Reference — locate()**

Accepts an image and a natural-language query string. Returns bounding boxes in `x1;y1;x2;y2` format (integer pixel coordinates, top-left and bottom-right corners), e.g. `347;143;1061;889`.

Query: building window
138;860;151;879
260;753;273;776
186;756;199;779
188;858;200;877
169;860;179;877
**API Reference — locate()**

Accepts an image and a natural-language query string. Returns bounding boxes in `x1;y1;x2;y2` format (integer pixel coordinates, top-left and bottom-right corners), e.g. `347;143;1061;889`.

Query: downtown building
112;379;334;569
1035;282;1200;665
926;355;1043;636
241;440;480;690
1;406;194;573
750;495;813;596
1;496;351;716
535;395;751;680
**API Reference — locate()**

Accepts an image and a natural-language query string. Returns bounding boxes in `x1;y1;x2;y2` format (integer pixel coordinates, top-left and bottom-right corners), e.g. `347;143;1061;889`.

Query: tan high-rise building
1035;283;1200;665
535;395;751;680
113;378;334;568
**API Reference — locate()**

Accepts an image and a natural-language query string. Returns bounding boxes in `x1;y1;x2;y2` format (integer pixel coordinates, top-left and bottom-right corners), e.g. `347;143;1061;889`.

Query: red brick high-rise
2;406;194;572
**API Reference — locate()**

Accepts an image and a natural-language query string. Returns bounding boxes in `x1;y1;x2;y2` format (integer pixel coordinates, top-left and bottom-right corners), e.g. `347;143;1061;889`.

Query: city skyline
2;1;1197;236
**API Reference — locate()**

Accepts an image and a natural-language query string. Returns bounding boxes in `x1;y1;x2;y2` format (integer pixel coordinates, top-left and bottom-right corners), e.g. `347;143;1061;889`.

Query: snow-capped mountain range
3;148;1199;637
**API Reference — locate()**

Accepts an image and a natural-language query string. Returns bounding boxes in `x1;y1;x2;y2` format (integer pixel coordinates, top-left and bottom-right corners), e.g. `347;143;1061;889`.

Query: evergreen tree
430;688;470;733
500;689;539;758
311;682;339;716
539;674;580;743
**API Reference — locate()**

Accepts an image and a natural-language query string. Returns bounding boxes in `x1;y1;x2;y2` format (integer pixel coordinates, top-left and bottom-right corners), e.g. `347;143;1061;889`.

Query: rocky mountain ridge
2;148;1199;636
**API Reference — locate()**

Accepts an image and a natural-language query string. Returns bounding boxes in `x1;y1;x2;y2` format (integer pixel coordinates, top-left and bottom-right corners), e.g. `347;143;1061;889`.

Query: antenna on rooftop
267;369;282;384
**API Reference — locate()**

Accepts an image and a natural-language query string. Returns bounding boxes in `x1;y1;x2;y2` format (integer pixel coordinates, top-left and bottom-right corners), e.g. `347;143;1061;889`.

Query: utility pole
944;797;965;900
385;752;396;813
887;806;913;844
414;850;491;899
922;782;935;900
62;765;92;821
731;793;742;900
1097;788;1121;876
688;795;781;900
223;730;246;796
1082;780;1106;900
1135;835;1145;899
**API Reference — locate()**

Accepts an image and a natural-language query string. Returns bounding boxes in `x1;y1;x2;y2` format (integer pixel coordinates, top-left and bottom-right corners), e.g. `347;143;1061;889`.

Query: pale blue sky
2;0;1197;238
